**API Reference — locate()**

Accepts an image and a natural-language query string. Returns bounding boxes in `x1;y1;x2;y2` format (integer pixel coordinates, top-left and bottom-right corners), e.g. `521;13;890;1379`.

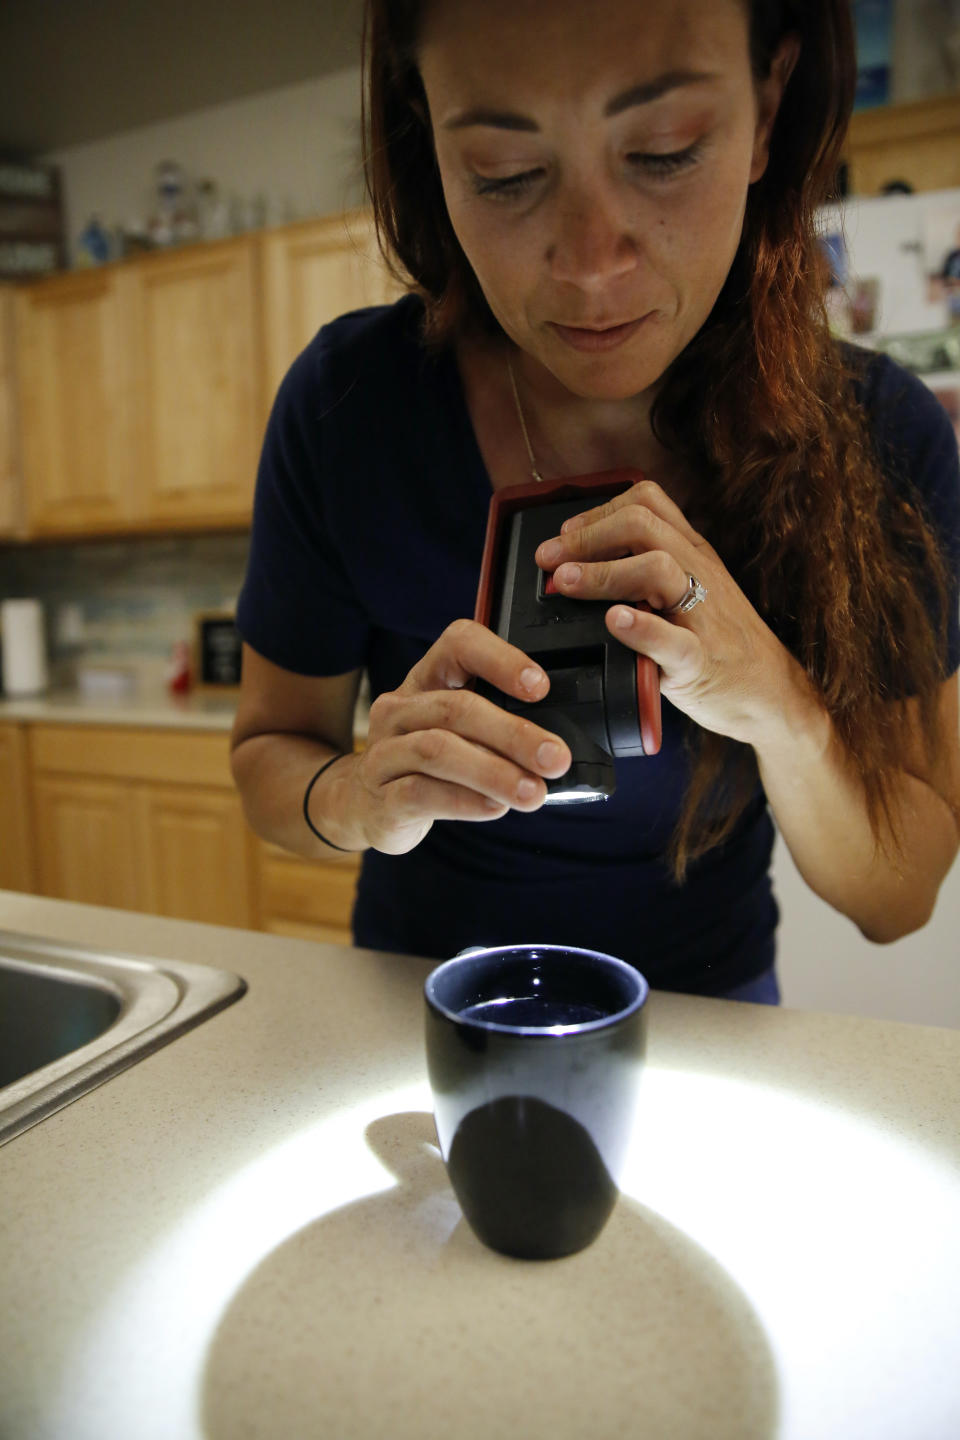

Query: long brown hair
362;0;955;879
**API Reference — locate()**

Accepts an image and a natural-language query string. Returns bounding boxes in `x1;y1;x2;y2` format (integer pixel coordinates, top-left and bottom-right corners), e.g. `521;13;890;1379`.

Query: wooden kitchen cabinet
32;773;140;910
257;840;360;944
844;93;960;196
13;719;361;938
14;265;137;536
28;724;257;927
0;723;37;893
260;209;406;408
130;236;263;529
10;209;405;538
0;288;24;537
135;785;253;928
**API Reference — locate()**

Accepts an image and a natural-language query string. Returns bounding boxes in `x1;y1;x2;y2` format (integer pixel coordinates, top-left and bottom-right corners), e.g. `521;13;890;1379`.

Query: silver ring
666;574;708;614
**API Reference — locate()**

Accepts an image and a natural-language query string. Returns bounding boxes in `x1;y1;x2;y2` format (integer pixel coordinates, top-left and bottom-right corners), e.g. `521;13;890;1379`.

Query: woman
231;0;960;1002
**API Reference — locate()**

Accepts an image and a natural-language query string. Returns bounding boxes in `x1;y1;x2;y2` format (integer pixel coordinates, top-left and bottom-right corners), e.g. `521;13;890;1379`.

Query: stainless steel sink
0;930;247;1145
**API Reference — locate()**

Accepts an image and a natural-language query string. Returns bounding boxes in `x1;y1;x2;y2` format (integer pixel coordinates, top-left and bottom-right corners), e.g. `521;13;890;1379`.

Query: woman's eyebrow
442;70;720;132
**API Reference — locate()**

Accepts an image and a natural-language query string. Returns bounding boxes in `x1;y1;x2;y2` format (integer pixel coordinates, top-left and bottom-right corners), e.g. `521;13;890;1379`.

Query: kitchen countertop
1;889;958;1440
0;686;238;731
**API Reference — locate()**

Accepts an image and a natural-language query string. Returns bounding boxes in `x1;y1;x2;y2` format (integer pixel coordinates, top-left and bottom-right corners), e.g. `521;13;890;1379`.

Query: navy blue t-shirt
237;294;960;994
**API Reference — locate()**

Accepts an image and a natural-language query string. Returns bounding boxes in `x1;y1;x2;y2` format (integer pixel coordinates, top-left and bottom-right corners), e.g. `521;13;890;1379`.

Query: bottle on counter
1;598;49;697
166;639;192;696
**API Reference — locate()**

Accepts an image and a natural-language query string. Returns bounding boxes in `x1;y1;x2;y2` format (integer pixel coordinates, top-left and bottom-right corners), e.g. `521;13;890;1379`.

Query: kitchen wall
775;834;960;1028
44;66;365;261
0;531;248;680
892;1;960;102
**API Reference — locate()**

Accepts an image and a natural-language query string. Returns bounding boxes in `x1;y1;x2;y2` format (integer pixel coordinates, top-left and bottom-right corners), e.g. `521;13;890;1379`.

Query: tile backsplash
0;532;249;683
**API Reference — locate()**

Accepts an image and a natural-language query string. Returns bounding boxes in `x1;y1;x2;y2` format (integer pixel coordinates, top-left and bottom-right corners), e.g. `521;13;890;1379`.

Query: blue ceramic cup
424;944;649;1260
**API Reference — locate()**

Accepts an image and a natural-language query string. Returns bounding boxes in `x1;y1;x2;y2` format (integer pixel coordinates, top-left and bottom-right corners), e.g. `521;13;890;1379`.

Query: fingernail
520;666;545;691
560;516;582;533
537;539;562;566
516;777;540;802
555;563;581;586
537;740;566;770
612;606;635;629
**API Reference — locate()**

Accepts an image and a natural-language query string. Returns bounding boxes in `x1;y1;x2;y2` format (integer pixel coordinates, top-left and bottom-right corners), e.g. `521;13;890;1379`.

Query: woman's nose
546;186;639;289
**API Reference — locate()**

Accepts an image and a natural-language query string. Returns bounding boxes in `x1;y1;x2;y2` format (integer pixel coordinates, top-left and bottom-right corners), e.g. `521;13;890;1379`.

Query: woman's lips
548;316;651;352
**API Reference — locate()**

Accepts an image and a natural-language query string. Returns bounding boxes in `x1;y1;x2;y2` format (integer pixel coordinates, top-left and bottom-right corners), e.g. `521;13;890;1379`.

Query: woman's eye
471;169;544;200
627;142;702;179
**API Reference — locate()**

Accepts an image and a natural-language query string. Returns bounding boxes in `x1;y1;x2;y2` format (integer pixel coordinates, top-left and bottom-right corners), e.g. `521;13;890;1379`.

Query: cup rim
424;943;649;1036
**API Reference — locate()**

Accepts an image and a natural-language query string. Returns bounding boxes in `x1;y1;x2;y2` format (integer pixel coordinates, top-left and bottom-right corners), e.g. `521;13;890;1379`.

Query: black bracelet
303;753;354;852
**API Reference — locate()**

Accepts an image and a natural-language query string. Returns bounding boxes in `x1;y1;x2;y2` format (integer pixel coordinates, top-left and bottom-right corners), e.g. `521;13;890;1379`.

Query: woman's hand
535;478;802;747
348;619;571;854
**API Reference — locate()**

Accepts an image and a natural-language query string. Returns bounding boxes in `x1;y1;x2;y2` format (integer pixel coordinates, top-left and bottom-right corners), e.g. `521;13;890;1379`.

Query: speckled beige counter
1;890;958;1440
0;686;237;731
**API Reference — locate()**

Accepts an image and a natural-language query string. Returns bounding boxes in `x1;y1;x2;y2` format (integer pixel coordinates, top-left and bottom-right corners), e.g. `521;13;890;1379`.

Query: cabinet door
257;841;360;945
845;95;960;196
0;288;24;537
0;724;36;892
261;210;407;405
135;784;254;928
132;238;262;528
15;267;135;535
32;775;140;910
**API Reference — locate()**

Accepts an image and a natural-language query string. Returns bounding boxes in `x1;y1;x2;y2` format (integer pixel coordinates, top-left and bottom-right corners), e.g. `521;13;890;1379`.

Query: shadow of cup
200;1111;779;1440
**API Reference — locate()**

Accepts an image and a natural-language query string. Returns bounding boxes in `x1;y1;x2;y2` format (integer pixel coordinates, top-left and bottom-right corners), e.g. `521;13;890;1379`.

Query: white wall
43;66;365;258
774;834;959;1027
893;0;960;101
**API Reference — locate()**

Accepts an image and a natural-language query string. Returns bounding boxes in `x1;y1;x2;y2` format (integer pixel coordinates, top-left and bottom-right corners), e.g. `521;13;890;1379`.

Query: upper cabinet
0;287;23;537
844;94;960;196
14;265;137;536
9;210;405;539
130;236;262;529
261;209;407;407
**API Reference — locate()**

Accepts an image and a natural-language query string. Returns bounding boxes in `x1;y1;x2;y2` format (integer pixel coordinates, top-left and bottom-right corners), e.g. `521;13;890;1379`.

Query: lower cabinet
30;725;256;927
136;785;255;928
10;720;360;939
32;774;140;911
0;723;37;893
257;841;361;945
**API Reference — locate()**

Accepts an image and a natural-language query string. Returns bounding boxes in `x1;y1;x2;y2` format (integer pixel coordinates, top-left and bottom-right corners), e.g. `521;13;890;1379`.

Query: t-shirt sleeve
867;355;960;679
236;334;370;676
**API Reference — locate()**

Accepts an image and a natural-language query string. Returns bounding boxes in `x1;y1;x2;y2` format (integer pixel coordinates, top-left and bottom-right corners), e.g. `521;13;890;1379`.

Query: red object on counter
167;640;192;695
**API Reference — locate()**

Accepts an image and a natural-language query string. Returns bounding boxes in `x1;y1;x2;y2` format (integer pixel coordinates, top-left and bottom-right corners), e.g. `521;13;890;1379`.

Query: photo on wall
922;201;960;324
852;0;893;110
818;229;882;338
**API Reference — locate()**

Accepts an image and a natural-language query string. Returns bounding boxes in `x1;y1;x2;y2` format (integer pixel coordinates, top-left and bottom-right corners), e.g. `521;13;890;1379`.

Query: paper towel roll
1;598;49;696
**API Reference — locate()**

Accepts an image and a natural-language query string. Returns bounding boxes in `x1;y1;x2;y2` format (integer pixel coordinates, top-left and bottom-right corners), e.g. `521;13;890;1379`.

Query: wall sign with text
194;612;243;690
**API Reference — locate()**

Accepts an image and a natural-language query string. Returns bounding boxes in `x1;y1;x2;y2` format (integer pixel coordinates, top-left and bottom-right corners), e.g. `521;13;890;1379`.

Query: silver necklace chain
506;356;546;483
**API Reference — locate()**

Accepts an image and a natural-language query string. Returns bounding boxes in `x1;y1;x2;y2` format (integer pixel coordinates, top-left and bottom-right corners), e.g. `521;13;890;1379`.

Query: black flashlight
474;469;661;804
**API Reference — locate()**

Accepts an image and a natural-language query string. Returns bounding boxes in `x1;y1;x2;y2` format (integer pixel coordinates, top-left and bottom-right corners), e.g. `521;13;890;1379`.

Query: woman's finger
549;548;692;612
537;502;696;574
559;478;706;548
381;774;512;825
399;617;550;704
605;605;704;686
368;686;571;780
356;773;512;856
363;728;553;813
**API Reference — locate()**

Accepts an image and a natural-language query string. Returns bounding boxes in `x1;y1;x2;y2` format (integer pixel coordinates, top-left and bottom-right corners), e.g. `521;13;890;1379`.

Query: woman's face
419;0;790;401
